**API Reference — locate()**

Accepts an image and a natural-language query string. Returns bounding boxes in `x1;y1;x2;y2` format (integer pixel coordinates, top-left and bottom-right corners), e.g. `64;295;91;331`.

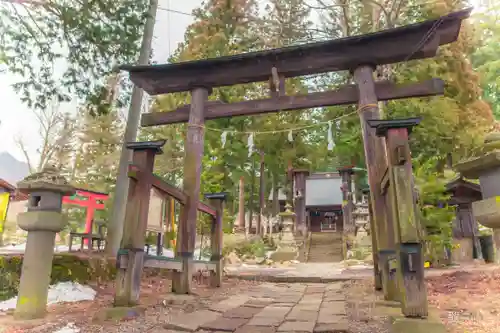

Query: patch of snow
265;250;275;258
348;264;372;270
0;282;96;312
0;243;27;252
53;323;80;333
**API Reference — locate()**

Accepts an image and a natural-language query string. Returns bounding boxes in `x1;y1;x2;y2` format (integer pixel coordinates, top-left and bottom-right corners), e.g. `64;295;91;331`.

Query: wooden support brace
198;201;217;217
118;251;218;273
114;140;165;307
370;117;428;318
129;166;216;217
172;87;209;294
205;192;227;288
117;251;183;271
128;165;188;204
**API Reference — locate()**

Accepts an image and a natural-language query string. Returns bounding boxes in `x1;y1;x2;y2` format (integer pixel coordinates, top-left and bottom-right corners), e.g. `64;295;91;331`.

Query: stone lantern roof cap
484;132;500;143
279;203;296;217
17;166;75;196
483;132;500;152
454;132;500;179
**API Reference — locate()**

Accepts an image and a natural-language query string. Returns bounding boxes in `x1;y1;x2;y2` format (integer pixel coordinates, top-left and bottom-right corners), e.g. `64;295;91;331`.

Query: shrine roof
445;177;481;194
121;9;471;95
0;178;16;192
0;178;28;201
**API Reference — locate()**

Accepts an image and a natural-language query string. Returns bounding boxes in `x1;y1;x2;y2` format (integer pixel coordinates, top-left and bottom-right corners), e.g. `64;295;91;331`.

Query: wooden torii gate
120;9;471;316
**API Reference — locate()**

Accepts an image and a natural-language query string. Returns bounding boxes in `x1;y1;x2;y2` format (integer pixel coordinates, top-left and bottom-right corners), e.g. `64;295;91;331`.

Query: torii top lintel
121;9;471;95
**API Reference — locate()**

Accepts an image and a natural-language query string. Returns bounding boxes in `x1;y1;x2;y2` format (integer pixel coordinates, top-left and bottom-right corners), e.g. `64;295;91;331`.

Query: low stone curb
225;273;369;283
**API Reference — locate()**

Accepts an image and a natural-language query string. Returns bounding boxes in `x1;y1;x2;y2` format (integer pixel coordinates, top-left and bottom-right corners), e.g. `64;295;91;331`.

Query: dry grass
345;268;500;333
427;268;500;333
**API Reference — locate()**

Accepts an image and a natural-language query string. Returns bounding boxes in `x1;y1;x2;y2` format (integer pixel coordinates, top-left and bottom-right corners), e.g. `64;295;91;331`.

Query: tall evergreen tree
471;3;500;119
73;110;123;194
149;0;262;213
0;0;149;112
389;0;493;166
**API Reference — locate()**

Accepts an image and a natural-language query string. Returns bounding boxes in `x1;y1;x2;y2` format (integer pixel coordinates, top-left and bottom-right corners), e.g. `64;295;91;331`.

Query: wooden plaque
147;187;164;233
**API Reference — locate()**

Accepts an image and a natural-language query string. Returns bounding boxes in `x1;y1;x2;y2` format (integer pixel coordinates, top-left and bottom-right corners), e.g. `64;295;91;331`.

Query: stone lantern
455;132;500;264
270;203;299;262
14;167;75;320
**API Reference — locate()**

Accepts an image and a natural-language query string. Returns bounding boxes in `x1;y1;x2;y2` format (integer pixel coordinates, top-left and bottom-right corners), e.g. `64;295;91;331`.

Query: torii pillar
292;169;309;236
353;66;393;300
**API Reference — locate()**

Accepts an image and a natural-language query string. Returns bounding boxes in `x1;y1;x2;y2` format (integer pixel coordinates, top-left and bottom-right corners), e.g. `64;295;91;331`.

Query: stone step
307;232;343;263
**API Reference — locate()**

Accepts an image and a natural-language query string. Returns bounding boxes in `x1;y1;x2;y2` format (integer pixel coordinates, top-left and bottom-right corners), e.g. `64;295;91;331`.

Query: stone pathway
224;262;500;283
163;282;349;332
225;262;372;282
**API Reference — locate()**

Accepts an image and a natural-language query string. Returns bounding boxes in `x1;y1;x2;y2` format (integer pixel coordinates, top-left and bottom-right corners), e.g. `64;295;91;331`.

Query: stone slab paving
161;282;349;333
224;262;500;283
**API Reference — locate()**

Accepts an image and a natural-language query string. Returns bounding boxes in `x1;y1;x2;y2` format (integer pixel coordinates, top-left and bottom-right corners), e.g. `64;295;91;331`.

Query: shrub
0;254;116;301
223;238;267;259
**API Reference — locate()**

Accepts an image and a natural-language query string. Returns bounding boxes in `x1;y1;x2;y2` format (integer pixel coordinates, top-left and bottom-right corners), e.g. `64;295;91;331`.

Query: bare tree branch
305;0;345;10
1;0;46;5
14;135;33;173
363;0;392;27
8;2;46;49
337;0;351;37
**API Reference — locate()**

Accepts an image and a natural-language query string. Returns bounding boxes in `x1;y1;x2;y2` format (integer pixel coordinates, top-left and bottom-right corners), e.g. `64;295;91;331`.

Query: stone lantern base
270;249;299;262
270;203;299;262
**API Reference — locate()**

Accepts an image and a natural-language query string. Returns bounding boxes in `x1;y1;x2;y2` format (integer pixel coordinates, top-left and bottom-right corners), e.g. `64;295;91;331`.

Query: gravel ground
1;276;262;333
427;268;500;333
345;267;500;333
344;280;390;333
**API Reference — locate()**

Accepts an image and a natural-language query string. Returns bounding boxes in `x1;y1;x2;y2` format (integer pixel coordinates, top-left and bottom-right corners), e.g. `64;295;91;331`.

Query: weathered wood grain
141;79;444;126
172;87;208;294
121;10;470;94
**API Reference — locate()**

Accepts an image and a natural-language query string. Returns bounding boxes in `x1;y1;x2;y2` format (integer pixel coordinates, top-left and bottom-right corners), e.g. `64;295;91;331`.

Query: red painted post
63;190;109;246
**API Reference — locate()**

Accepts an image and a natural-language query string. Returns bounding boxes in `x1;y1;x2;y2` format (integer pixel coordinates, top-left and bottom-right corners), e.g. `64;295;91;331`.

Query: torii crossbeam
118;8;472;316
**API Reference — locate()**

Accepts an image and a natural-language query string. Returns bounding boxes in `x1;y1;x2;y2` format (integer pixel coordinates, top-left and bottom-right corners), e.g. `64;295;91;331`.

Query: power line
158;6;193;17
166;0;171;54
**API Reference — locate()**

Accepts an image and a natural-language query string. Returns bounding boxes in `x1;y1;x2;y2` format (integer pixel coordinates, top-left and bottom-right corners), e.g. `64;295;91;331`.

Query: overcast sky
0;0;485;166
0;0;199;164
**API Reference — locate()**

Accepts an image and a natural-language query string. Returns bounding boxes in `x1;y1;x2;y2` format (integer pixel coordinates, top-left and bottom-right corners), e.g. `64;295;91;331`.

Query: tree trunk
106;0;159;256
249;158;256;233
272;174;279;216
239;176;246;235
258;151;265;235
